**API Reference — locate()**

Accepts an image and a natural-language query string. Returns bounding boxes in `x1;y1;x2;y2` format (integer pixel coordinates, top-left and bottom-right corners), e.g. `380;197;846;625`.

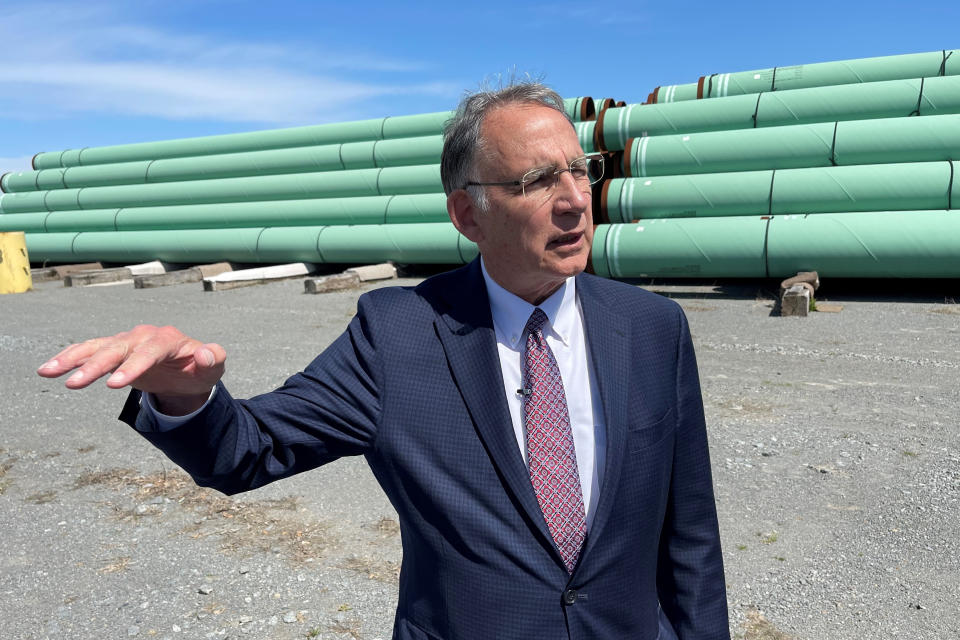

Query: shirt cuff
141;387;217;430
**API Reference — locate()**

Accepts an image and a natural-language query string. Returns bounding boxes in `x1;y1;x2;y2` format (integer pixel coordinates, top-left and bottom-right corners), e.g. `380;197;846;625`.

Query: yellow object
0;231;33;294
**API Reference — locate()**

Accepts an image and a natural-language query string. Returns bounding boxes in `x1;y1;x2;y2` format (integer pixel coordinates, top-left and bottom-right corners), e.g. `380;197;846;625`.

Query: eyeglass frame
464;153;605;198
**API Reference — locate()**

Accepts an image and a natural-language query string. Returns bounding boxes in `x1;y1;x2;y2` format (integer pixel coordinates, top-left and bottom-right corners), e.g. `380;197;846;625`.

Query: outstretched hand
37;325;226;413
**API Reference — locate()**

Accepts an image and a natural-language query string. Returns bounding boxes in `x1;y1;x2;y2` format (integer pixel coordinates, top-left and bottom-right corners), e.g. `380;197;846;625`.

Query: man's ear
447;189;484;244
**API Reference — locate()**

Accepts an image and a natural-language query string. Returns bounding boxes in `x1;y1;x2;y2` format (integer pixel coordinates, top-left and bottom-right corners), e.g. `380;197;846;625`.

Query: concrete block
781;284;810;317
202;263;317;292
345;263;397;282
195;262;233;278
125;260;169;276
304;272;361;294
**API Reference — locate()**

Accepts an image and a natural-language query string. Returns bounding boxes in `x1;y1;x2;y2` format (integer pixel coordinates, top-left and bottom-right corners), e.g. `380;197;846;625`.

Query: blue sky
1;0;958;177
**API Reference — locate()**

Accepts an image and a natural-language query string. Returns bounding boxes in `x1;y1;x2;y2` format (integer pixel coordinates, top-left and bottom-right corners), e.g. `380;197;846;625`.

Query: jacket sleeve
656;308;730;639
119;294;384;496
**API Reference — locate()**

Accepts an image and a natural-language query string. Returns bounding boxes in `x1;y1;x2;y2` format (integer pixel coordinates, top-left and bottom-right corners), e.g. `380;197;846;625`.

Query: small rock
238;565;250;575
239;616;253;624
198;585;213;595
282;611;297;623
127;625;140;637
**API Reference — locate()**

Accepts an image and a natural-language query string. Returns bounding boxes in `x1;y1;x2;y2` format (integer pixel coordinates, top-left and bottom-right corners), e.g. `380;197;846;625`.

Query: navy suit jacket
121;258;729;639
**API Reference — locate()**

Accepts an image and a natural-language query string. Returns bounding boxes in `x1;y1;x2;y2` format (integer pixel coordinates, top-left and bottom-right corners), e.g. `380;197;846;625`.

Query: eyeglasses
465;153;605;198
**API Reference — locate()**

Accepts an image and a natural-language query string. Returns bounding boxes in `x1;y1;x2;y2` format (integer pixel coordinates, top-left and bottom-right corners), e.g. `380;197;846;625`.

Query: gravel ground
1;273;958;639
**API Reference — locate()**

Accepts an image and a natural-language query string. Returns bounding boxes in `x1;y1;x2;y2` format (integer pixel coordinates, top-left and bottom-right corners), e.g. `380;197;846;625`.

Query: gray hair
440;81;571;210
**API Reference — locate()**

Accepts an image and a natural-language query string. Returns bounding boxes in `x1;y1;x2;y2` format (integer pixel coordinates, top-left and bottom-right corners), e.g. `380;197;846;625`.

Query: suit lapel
575;274;632;568
431;260;561;559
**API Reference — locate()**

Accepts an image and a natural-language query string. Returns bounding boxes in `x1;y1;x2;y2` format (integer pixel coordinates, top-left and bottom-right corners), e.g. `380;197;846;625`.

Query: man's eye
524;170;552;191
569;161;588;179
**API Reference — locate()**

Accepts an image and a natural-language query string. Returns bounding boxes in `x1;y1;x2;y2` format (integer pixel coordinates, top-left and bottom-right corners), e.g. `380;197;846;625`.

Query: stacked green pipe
602;161;958;222
0;194;449;233
25;222;478;265
591;212;960;278
651;49;958;103
1;136;444;192
0;165;443;214
622;114;960;177
596;75;960;151
6;57;960;276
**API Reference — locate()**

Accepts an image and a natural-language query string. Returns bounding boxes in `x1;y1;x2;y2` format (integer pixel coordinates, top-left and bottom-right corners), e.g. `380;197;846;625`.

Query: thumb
194;343;227;369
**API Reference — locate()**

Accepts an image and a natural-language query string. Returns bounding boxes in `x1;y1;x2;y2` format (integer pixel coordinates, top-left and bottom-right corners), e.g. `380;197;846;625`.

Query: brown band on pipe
616;101;626;108
650;87;660;104
599;98;615;111
581;97;596;122
622;139;634;178
597;179;612;224
697;76;706;99
586;223;599;274
31;152;42;170
595;108;608;152
0;172;9;194
612;150;625;179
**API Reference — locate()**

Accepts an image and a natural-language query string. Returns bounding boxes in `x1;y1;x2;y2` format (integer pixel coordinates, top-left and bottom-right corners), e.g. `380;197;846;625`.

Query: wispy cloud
0;2;457;126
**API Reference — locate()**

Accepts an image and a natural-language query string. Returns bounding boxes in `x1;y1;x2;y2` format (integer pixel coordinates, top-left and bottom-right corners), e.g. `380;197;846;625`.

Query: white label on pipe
610;223;624;277
639;136;650;177
754;73;762;80
636;226;645;232
644;180;652;186
619;104;636;150
682;135;690;142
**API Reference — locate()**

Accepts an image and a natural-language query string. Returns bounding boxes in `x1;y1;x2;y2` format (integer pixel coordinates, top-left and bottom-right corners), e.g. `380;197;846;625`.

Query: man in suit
38;82;729;639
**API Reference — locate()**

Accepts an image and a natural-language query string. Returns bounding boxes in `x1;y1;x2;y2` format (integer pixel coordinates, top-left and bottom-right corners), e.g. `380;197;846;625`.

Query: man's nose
553;171;591;212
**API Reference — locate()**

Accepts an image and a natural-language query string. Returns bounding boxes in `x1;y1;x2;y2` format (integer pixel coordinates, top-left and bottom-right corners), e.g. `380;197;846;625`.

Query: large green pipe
0;193;449;233
602;161;958;222
623;114;960;177
2;136;444;193
30;111;454;170
592;211;960;278
651;49;959;103
563;97;596;122
0;165;443;214
25;222;476;265
597;75;960;151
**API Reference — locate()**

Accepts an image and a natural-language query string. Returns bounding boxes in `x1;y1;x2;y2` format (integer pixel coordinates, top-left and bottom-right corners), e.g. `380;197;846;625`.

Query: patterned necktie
523;308;586;574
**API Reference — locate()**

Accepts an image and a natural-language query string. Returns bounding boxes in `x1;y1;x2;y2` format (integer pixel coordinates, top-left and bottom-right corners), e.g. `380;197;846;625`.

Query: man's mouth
549;232;583;248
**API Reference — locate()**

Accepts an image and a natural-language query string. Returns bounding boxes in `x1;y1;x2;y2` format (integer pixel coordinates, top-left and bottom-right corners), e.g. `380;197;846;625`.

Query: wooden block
134;268;204;289
781;284;810;317
815;302;844;313
345;263;397;282
64;267;133;287
31;262;102;283
304;272;361;294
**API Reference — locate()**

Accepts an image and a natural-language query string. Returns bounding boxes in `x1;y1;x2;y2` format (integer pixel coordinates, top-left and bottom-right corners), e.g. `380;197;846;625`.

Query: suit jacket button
563;589;578;606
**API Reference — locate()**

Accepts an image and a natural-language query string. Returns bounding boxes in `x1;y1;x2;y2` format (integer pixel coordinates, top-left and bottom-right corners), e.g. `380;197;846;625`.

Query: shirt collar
481;257;577;349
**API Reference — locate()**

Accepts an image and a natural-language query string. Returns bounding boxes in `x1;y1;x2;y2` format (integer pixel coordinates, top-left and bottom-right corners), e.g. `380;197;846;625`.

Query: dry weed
742;609;794;639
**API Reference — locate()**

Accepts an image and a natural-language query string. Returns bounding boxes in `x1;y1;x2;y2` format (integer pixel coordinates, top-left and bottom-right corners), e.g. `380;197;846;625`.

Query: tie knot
525;308;548;336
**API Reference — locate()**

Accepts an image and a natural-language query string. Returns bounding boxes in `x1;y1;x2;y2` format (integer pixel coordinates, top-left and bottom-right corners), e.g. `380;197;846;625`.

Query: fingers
37;325;224;394
36;339;106;379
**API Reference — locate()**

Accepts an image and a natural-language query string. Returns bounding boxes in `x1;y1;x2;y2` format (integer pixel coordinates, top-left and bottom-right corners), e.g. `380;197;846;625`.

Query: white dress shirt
481;259;606;529
145;262;607;527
